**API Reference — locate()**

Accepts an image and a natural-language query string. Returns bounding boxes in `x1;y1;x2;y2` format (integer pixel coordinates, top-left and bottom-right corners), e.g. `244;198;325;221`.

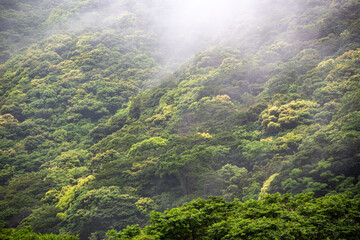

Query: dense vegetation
108;193;360;240
0;0;359;239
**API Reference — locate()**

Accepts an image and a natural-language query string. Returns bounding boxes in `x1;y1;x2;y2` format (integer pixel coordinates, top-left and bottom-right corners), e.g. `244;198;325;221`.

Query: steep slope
0;0;359;239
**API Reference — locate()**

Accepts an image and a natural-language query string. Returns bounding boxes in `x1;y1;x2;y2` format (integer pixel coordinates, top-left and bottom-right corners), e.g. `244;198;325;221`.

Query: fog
44;0;277;65
152;0;259;65
150;0;305;67
37;0;306;69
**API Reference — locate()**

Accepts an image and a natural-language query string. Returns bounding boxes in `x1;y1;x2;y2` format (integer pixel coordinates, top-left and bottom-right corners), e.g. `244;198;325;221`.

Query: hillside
0;0;360;239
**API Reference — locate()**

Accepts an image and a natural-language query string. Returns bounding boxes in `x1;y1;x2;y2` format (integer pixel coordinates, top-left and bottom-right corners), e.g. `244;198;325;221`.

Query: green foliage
217;164;248;183
0;0;360;238
128;137;168;157
0;226;78;239
109;193;360;240
62;186;142;239
261;100;319;133
259;173;279;199
240;138;273;164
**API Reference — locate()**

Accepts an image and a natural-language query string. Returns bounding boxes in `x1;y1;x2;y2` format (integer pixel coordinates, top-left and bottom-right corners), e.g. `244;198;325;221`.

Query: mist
9;0;307;70
1;1;359;239
152;0;259;66
44;0;288;67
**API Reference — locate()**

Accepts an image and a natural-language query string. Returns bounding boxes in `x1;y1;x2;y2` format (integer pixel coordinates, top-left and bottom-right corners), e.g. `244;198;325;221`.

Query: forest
0;0;360;239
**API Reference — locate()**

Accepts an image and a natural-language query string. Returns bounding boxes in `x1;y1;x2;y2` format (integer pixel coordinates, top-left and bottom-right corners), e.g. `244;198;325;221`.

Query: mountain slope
0;0;359;239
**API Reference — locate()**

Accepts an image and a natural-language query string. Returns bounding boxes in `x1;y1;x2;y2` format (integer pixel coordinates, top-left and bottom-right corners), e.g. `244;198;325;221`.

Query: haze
50;0;264;66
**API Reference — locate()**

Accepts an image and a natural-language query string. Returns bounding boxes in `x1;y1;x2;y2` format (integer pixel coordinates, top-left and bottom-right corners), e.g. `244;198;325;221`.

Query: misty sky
40;0;301;68
151;0;261;65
